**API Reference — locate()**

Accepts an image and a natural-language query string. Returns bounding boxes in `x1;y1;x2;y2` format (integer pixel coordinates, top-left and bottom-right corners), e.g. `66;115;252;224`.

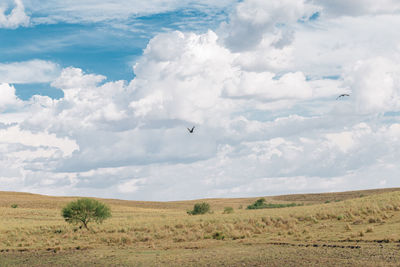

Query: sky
1;0;400;201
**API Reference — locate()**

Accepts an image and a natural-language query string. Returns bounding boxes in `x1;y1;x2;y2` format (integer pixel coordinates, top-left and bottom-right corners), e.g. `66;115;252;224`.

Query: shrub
247;198;266;209
187;202;210;215
247;198;303;209
223;207;234;214
10;204;18;208
62;198;111;230
212;232;225;240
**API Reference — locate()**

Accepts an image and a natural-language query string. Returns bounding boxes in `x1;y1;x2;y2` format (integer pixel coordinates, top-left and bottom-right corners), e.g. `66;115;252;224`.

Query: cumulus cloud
314;0;400;16
345;57;400;114
0;125;78;157
23;67;130;134
219;0;314;52
293;14;400;77
0;0;30;29
129;30;234;124
0;83;21;110
117;178;146;194
1;0;400;200
0;60;60;84
129;29;322;125
224;71;313;100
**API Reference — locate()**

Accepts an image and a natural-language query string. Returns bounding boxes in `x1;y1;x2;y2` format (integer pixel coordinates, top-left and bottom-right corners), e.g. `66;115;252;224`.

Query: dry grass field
1;188;400;266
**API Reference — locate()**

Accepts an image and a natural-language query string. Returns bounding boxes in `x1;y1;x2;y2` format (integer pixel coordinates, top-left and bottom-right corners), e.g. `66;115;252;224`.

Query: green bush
62;198;111;230
247;198;303;210
247;198;267;209
187;202;210;215
10;204;18;208
252;198;266;208
223;207;234;214
212;232;225;240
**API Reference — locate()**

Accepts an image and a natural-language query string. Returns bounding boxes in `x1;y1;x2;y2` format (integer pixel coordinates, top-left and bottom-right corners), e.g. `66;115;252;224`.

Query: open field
1;188;400;266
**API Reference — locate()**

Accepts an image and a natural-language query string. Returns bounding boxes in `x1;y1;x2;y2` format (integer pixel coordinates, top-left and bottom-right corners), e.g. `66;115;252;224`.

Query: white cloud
129;29;324;125
2;0;400;200
325;131;354;153
117;178;146;194
129;30;235;124
314;0;400;16
0;60;60;84
224;71;313;100
18;68;131;137
0;0;30;29
0;125;78;157
23;0;236;25
219;0;314;52
0;83;21;110
293;15;400;77
345;57;400;114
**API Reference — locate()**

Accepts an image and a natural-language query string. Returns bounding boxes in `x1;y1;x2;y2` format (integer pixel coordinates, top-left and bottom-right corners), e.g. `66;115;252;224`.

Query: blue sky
1;6;232;100
1;0;400;201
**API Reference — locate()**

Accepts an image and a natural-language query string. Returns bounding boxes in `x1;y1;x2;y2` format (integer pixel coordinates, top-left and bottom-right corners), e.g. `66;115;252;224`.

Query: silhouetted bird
336;94;350;100
187;126;195;133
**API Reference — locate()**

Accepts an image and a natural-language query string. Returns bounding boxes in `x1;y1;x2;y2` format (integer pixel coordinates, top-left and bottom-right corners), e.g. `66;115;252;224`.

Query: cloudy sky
1;0;400;201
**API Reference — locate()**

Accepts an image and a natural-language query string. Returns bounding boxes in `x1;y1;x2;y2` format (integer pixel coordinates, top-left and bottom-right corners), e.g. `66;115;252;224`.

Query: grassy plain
1;188;400;266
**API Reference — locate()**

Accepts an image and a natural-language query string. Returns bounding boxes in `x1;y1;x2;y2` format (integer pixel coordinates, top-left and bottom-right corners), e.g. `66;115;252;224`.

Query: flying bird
336;94;350;100
187;126;195;133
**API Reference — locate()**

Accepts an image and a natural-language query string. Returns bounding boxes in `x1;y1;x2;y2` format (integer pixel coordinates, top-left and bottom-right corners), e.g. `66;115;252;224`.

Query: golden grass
271;187;400;203
1;188;400;266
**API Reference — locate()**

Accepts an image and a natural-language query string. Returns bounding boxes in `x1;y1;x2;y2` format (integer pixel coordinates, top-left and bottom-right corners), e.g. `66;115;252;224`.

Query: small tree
247;198;266;209
223;207;234;214
247;198;302;209
62;198;111;230
187;202;210;215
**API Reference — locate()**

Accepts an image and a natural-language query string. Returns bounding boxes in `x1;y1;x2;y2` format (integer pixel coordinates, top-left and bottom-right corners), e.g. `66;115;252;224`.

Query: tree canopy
62;198;111;230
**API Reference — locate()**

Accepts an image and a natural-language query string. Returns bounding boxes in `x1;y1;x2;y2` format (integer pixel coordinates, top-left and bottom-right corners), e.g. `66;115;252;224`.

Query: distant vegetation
247;198;303;209
212;231;225;240
1;188;400;266
10;204;18;208
223;207;234;214
187;202;211;215
62;198;111;230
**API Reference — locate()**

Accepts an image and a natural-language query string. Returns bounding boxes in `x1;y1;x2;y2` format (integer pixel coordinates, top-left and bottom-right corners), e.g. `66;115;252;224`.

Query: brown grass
271;187;400;203
1;188;400;266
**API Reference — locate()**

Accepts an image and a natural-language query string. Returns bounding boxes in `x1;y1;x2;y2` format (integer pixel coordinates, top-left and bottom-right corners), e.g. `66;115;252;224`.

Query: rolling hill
1;188;400;266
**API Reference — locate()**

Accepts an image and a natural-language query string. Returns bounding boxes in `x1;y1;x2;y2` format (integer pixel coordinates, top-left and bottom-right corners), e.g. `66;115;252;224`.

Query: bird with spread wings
187;126;195;133
336;94;350;100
